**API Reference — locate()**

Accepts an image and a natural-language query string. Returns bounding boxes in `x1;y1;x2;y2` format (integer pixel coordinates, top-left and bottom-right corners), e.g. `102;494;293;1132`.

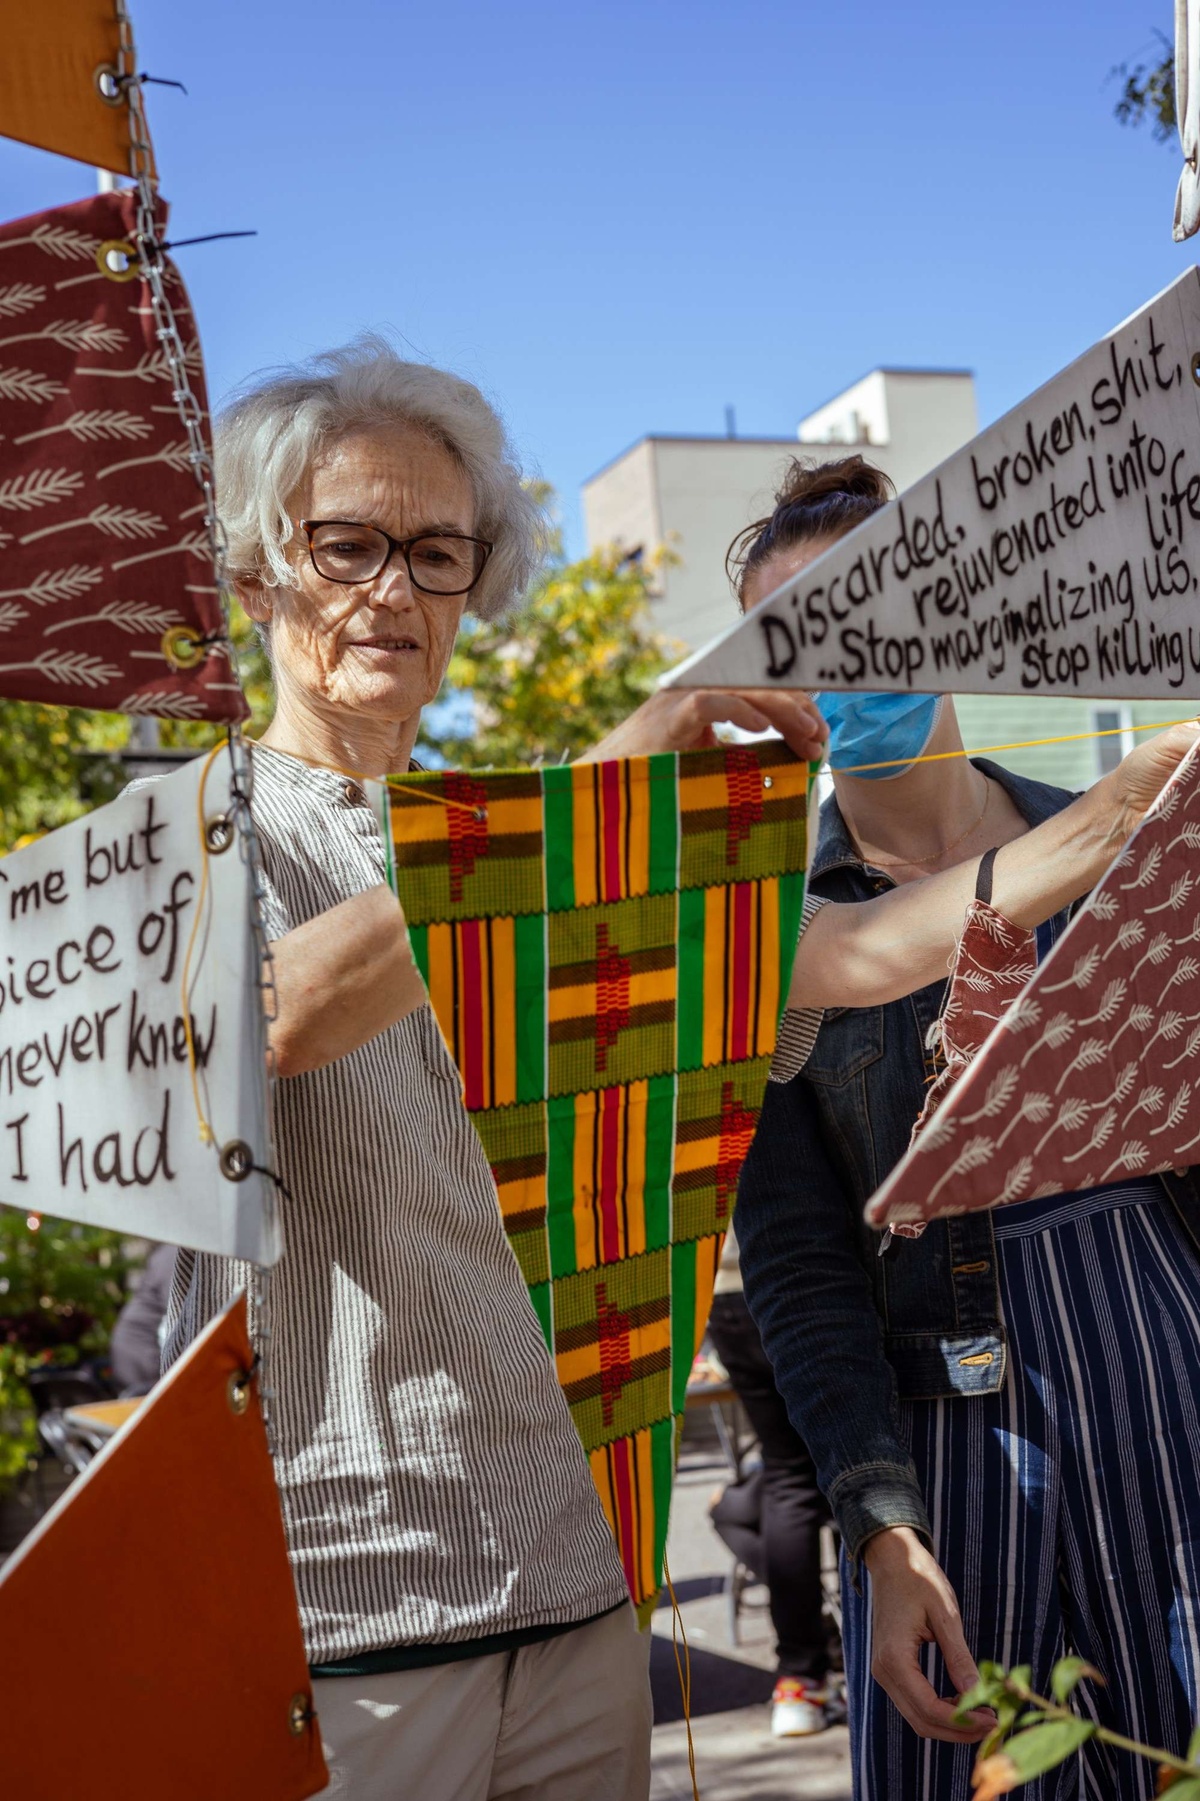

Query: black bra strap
975;846;999;905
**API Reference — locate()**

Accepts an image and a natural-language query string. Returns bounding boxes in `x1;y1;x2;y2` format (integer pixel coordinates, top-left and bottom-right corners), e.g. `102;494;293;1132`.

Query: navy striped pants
843;1181;1200;1799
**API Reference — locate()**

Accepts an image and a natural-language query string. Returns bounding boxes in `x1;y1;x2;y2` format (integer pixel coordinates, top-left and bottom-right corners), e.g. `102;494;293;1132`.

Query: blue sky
0;1;1186;554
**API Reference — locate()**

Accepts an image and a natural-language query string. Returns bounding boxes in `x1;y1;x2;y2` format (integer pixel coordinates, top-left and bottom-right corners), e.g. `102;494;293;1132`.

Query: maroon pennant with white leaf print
867;737;1200;1231
0;188;246;720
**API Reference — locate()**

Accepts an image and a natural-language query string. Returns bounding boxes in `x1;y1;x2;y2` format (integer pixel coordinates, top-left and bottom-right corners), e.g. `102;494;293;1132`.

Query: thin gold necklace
848;776;991;870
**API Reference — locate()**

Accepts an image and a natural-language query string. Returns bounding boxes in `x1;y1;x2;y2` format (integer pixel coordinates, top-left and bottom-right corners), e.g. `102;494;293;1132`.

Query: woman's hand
577;687;828;764
1098;720;1200;848
863;1527;996;1743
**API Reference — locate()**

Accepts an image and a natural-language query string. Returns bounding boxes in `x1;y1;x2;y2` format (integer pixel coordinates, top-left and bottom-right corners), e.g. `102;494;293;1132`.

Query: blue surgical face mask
815;691;944;780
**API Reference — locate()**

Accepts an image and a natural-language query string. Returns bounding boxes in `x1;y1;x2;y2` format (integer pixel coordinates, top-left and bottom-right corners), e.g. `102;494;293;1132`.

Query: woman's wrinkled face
249;423;477;727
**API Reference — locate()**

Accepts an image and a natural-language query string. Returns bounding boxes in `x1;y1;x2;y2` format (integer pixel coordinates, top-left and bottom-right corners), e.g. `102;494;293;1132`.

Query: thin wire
179;740;228;1145
832;714;1199;776
253;743;488;817
662;1551;700;1801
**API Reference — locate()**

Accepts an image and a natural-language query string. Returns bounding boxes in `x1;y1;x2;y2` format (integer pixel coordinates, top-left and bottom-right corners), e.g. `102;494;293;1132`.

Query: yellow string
662;1551;700;1801
180;739;230;1145
247;739;485;817
833;714;1199;777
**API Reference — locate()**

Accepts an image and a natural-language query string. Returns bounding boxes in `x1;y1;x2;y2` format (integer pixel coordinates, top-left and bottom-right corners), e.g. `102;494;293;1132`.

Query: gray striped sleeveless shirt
161;744;627;1663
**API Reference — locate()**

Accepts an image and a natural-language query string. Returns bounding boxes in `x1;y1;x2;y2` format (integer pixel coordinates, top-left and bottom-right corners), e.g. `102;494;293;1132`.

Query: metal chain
115;4;278;1435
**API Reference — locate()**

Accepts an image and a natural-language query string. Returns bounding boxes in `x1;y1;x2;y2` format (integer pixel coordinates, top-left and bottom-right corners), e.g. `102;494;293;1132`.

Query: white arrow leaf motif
996;1091;1054;1147
1108;1060;1140;1107
0;282;45;318
1063;1107;1117;1163
925;1135;995;1209
1165;1024;1200;1070
1098;1140;1150;1183
77;341;203;384
1121;846;1164;891
1167;824;1200;855
1034;1098;1091;1157
19;504;165;546
112;529;210;570
1079;979;1127;1026
43;601;181;638
1104;920;1146;960
0;602;28;633
1158;960;1200;1006
7;224;98;262
1020;1011;1074;1069
997;1158;1034;1205
1054;1037;1106;1094
0;469;84;513
0;320;126;353
1110;1004;1155;1048
0;366;68;404
960;1067;1021;1125
14;410;154;447
1129;933;1173;983
0;565;103;607
0;650;119;688
1147;874;1196;915
1153;1084;1192;1134
97;441;193;481
121;690;206;717
1090;891;1120;922
1122;1085;1166;1130
1043;948;1102;993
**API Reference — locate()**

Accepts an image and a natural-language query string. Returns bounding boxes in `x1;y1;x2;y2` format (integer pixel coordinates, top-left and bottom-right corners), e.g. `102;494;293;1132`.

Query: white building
581;368;977;654
581;367;1150;790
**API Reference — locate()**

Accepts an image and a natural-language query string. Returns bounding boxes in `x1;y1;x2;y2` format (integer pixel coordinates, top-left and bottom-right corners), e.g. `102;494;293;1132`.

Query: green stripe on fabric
407;923;430;988
647;752;679;895
527;1281;553;1352
643;1073;676;1251
675;886;706;1073
776;867;808;1019
545;1093;578;1278
670;1240;697;1414
651;1414;677;1581
513;912;547;1102
542;764;575;913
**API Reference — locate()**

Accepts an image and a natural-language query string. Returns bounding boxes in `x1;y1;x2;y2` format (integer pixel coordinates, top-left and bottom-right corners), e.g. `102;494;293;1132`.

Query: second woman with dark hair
732;455;1200;1799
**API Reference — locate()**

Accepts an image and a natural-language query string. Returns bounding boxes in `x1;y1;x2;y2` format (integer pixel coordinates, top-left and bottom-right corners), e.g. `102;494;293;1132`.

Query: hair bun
773;454;893;511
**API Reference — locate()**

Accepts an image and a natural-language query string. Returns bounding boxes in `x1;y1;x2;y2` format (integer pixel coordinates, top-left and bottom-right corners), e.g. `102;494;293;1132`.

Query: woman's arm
790;722;1200;1010
267;884;427;1077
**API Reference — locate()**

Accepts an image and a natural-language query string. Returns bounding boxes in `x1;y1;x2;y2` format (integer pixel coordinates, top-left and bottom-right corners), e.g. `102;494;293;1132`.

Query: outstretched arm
789;722;1200;1010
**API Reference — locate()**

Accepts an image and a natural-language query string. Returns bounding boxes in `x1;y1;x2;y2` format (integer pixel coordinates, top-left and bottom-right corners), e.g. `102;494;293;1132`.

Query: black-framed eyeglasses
299;519;493;595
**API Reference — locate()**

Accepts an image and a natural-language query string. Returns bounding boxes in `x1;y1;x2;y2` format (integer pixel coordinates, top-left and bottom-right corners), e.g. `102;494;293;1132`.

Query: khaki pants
313;1604;652;1800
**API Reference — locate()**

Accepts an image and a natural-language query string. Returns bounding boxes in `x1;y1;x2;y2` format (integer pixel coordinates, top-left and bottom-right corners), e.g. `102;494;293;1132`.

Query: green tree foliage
0;1213;136;1494
422;542;682;770
1113;30;1176;141
0;703;125;854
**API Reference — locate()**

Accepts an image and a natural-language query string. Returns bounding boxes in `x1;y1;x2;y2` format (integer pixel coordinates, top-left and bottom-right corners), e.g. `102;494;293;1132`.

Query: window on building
1092;704;1134;778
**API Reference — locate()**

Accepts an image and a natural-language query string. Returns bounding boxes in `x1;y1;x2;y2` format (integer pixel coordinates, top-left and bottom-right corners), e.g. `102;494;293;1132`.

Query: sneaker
771;1677;829;1737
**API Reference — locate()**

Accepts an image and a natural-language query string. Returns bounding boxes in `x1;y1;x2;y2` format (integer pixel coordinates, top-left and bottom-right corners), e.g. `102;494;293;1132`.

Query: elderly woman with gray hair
160;338;827;1800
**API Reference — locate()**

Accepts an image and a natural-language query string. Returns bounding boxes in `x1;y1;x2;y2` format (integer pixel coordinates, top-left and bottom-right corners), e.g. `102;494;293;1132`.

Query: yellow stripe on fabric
756;879;781;1056
424;923;458;1082
701;888;726;1068
571;763;599;910
589;1443;618;1537
489;917;517;1109
573;1091;600;1271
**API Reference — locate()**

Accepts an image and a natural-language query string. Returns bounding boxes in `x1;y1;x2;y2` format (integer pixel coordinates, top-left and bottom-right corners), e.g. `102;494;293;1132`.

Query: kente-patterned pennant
0;188;245;720
388;741;812;1620
868;737;1200;1231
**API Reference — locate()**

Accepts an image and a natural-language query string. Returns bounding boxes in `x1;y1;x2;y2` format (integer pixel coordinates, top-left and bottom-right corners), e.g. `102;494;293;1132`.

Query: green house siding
952;695;1180;794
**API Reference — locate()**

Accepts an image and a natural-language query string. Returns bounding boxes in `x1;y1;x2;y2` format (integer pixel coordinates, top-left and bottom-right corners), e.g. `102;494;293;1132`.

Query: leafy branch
958;1660;1200;1797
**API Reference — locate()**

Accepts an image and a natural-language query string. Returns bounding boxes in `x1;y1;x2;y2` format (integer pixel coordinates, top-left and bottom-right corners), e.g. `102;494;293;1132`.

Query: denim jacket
736;758;1200;1568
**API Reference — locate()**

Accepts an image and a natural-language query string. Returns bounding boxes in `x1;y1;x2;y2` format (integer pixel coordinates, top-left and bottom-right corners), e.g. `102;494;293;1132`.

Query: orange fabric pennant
0;1295;327;1801
0;2;153;178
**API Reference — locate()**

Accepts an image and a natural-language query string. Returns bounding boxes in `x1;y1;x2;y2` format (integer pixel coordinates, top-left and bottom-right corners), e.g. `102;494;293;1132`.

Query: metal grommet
94;63;124;105
762;775;774;789
1192;352;1200;388
95;238;138;282
288;1693;313;1737
204;811;234;854
162;624;204;670
227;1370;252;1416
218;1139;253;1182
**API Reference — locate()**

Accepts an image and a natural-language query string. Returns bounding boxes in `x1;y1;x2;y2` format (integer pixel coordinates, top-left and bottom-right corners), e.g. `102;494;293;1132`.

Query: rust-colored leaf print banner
0;188;245;721
868;739;1200;1230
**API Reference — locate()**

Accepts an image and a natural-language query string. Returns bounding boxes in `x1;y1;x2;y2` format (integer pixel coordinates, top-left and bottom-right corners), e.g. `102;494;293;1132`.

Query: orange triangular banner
0;1;154;177
0;1296;326;1800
